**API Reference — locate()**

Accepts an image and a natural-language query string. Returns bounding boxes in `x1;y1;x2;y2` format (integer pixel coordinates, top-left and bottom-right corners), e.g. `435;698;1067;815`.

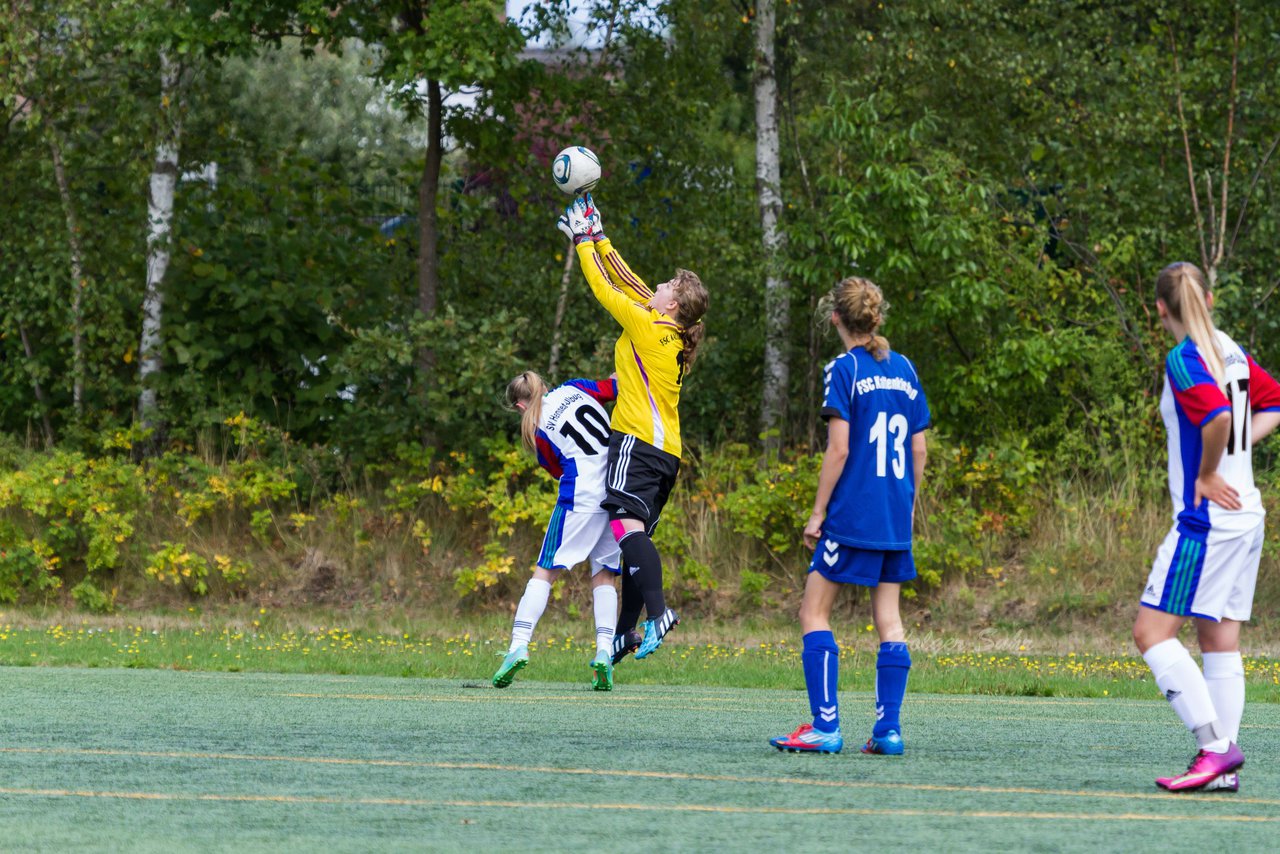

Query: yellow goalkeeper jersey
576;238;687;459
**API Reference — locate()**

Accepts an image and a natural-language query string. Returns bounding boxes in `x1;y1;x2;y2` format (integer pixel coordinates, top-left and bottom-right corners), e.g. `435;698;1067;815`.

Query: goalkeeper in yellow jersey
558;194;708;663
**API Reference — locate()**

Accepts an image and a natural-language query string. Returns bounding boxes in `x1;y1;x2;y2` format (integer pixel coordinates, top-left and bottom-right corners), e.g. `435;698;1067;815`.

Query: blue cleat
861;730;904;755
771;723;843;754
634;608;679;660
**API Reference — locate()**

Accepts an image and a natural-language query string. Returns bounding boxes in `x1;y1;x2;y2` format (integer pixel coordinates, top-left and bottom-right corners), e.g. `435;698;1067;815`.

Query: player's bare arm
911;431;927;517
804;418;850;551
1251;410;1280;443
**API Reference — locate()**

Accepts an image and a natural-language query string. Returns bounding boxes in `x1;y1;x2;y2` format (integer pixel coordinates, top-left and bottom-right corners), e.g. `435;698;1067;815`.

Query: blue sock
802;631;840;733
874;641;912;738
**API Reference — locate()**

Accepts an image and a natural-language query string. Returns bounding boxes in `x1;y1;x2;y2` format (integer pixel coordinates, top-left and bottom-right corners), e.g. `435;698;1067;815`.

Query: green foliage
453;541;517;598
70;579;115;614
0;0;1277;472
146;542;212;596
0;450;145;575
333;307;530;460
0;539;62;604
0;424;1245;624
0;416;307;606
737;567;769;609
797;90;1138;451
4;1;1280;621
443;448;554;597
714;444;821;555
915;436;1044;587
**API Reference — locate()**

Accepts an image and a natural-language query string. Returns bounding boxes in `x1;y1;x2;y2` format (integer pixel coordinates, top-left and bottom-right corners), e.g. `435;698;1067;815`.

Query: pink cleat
770;723;843;754
1156;743;1244;792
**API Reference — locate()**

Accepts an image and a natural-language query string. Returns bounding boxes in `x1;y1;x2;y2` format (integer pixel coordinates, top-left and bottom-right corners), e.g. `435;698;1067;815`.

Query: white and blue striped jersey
533;379;618;512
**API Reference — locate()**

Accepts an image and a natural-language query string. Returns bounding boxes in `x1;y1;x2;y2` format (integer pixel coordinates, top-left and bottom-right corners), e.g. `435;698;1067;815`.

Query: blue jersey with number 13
821;348;930;550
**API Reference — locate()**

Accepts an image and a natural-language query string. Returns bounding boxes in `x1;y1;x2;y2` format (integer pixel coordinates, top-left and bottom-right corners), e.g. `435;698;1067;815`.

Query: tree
352;2;526;424
754;0;788;450
138;49;183;429
2;0;152;438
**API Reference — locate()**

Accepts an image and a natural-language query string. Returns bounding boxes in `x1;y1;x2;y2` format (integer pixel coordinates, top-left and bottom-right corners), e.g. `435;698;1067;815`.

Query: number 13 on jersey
868;411;909;479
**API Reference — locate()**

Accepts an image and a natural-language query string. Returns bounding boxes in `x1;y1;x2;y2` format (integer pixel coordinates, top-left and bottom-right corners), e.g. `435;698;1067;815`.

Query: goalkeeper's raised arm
560;198;653;340
584;195;653;304
559;194;652;305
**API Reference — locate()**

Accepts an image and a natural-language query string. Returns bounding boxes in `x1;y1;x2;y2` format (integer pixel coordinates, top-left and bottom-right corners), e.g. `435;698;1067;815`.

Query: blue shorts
809;538;916;587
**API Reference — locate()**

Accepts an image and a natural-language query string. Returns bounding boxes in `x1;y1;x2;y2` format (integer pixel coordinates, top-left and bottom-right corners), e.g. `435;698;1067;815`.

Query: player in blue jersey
771;276;929;755
1133;262;1280;791
492;371;623;691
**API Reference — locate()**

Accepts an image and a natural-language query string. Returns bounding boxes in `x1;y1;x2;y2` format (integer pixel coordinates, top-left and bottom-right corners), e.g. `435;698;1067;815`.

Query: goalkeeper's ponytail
505;371;548;454
671;269;709;369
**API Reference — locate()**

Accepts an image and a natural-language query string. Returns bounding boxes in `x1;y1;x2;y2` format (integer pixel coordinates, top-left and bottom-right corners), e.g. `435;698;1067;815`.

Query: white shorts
536;506;621;575
1140;522;1263;621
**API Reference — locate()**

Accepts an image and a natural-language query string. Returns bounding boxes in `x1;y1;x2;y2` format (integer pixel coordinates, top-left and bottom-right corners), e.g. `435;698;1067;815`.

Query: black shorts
603;432;680;533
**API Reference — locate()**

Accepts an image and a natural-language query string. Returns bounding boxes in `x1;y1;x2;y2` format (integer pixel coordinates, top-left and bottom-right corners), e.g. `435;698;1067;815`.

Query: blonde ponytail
832;276;890;361
504;371;549;453
1155;262;1224;386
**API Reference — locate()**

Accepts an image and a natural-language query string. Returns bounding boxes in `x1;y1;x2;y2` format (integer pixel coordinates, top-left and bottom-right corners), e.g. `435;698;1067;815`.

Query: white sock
1143;638;1228;752
510;578;552;651
1202;651;1245;744
592;581;618;655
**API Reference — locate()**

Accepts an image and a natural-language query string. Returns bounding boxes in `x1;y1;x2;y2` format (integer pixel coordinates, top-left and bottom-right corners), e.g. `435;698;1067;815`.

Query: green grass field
4;615;1280;701
2;666;1277;852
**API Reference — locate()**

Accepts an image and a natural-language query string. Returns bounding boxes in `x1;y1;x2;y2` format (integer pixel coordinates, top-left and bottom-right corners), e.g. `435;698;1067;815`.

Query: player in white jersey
1133;262;1280;792
492;371;623;691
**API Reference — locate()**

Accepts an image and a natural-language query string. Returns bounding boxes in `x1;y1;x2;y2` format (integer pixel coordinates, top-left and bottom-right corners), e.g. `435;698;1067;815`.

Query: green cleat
492;646;529;688
590;651;613;691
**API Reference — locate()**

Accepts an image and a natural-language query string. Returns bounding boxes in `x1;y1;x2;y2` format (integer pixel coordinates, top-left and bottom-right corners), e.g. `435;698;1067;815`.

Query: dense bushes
0;417;1073;616
7;415;1278;632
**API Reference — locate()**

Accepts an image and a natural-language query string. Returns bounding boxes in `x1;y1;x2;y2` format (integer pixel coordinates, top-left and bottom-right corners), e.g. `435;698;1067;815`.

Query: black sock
619;531;666;619
616;566;644;635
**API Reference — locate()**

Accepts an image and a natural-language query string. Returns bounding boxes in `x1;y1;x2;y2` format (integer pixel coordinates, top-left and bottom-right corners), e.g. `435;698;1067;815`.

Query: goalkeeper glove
558;198;593;245
583;193;606;241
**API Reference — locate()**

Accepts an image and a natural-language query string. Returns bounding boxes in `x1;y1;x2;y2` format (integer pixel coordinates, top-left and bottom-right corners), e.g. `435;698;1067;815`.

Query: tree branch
1227;131;1280;260
1211;6;1240;276
18;321;55;448
1168;24;1210;273
1251;275;1280;313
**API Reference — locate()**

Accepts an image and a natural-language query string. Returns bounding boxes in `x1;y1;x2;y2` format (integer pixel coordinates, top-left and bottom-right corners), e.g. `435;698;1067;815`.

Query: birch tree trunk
48;132;86;415
755;0;788;450
138;50;181;427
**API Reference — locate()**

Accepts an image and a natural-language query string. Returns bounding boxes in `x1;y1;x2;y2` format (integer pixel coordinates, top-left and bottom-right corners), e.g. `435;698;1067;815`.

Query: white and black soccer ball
551;146;601;196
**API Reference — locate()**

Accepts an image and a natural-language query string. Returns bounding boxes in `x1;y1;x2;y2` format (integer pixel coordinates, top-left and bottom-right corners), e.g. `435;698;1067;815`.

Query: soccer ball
551;146;601;196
